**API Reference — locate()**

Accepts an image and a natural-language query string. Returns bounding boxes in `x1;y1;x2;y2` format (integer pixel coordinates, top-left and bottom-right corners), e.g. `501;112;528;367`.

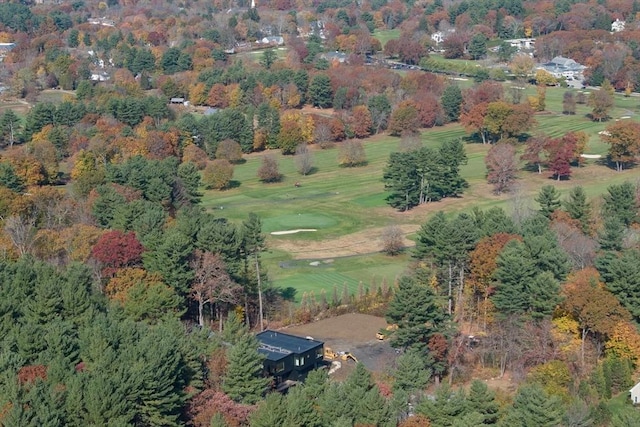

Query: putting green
263;213;338;233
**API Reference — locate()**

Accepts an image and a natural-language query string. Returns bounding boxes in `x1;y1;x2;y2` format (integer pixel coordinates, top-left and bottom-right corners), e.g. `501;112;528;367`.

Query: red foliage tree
186;390;254;427
521;134;549;174
17;365;48;385
545;133;576;180
350;105;373;138
90;230;144;277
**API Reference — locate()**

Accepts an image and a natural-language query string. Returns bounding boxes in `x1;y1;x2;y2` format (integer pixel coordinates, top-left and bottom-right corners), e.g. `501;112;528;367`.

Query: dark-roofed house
257;330;324;388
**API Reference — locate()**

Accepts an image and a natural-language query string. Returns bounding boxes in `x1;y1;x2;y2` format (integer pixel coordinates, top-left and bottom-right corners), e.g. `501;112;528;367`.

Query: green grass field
373;29;400;48
201;85;640;299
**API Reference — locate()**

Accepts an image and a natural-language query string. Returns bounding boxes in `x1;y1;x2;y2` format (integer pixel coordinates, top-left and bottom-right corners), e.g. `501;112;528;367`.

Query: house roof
257;330;323;361
630;381;640;393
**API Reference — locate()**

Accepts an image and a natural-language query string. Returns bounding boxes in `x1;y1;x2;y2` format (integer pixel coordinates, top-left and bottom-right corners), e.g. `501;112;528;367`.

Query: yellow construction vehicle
324;347;358;363
376;324;398;340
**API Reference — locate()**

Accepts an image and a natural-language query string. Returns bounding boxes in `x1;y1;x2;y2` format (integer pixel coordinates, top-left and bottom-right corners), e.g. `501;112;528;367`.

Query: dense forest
1;0;640;425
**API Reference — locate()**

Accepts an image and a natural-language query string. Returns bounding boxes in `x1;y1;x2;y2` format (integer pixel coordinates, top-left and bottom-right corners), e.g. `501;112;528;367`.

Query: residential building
257;330;324;389
538;56;586;80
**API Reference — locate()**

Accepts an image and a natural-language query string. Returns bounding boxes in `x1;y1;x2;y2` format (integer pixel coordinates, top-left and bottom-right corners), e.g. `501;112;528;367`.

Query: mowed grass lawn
201;85;640;299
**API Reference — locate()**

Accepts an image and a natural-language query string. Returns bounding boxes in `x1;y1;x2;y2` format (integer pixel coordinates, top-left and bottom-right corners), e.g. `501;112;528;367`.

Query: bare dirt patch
280;313;400;376
268;223;420;259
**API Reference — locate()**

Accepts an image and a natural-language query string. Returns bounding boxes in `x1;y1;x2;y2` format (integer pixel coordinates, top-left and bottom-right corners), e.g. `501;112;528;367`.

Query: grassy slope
201;86;640;300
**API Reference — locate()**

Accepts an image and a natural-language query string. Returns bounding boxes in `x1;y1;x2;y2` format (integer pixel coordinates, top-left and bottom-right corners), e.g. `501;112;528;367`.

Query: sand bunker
270;229;318;235
580;154;602;159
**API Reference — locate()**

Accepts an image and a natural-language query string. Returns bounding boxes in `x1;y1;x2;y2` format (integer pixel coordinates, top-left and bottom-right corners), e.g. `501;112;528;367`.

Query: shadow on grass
225;180;242;189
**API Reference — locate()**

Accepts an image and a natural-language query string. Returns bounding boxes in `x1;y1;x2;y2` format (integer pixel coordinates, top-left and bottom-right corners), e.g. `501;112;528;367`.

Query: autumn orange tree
467;233;521;330
560;268;630;366
601;120;640;171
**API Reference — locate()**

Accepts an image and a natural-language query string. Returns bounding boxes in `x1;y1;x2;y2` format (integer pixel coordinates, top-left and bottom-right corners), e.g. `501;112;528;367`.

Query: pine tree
598;217;625;252
250;392;287;427
386;276;447;350
467;380;499;424
603;182;638;226
284;385;322;427
441;85;463;122
222;334;270;404
535;185;561;217
499;384;564;427
563;186;591;232
393;348;431;393
143;228;194;299
417;384;468;427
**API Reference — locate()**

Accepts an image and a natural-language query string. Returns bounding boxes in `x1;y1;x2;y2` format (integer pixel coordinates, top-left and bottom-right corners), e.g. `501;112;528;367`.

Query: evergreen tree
143;228;194;299
468;34;488;59
535;185;561;217
222;334;269;404
563;186;591;232
0;109;22;147
498;384;564;427
417;384;468;427
176;162;202;206
438;139;468;197
598;216;625;252
467;380;500;424
603;182;638;226
250;392;287;427
393;348;431;393
0;162;25;193
598;249;640;321
441;85;463;122
284;385;322;427
386;276;447;350
308;74;333;108
492;238;564;320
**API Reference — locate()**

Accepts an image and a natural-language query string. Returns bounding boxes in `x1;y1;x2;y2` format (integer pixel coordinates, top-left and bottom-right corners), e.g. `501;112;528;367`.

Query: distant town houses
88;17;115;27
537;56;586;80
256;36;284;46
0;42;15;62
505;38;535;51
320;51;348;64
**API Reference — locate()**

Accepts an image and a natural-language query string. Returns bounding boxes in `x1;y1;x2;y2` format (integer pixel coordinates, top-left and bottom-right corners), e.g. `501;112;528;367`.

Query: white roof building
612;19;626;32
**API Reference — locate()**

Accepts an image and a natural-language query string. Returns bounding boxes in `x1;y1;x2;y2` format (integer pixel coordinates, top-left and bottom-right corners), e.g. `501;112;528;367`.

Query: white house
630;381;640;404
538;56;586;80
505;38;535;51
612;19;626;32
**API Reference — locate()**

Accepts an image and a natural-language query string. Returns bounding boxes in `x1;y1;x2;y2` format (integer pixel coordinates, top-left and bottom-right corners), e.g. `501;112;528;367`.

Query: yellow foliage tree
106;267;164;303
189;82;209;106
535;69;557;86
227;84;244;108
606;321;640;365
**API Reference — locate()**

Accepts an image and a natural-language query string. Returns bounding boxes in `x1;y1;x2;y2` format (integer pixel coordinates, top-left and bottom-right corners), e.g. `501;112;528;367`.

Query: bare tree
4;215;38;256
551;221;598;270
257;154;282;182
509;183;533;226
381;224;404;255
337;140;366;167
313;121;334;149
190;250;241;328
294;143;314;175
485;143;518;194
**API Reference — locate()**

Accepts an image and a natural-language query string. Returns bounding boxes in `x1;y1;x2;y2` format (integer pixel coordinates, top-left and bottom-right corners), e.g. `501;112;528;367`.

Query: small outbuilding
630;381;640;404
257;330;324;389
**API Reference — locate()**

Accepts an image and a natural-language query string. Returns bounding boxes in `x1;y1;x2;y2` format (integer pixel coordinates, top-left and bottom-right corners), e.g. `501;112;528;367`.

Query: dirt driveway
282;313;401;376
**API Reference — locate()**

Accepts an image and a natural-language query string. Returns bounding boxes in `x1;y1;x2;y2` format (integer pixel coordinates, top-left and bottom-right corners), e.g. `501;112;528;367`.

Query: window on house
316;348;323;358
294;356;304;366
276;362;285;372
